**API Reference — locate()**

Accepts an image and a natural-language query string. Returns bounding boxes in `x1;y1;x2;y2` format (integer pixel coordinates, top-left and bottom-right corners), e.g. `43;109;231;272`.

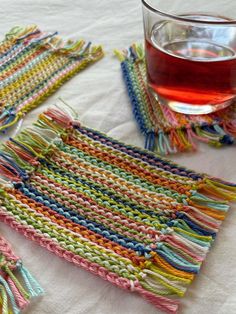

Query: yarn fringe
2;25;104;59
0;105;235;313
0;256;43;314
0;25;104;133
115;44;236;154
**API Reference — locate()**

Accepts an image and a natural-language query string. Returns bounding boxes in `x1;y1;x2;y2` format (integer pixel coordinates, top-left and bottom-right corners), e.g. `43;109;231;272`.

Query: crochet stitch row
115;44;236;154
0;105;235;313
0;25;103;132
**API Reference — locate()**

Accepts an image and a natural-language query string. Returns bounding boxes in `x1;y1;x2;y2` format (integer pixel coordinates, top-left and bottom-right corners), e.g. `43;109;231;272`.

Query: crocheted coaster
115;45;236;154
0;25;103;133
0;106;235;313
0;234;43;313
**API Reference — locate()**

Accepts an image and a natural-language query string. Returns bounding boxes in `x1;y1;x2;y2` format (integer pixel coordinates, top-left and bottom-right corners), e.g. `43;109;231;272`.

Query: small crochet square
0;25;103;133
115;44;236;154
0;105;235;313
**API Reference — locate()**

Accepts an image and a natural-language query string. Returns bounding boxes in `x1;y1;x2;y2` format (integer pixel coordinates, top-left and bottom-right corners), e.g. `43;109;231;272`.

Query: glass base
151;91;233;115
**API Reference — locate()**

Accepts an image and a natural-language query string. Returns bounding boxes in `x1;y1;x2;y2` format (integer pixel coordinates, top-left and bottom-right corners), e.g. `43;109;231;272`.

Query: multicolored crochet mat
0;25;103;133
0;233;43;314
115;45;236;154
0;106;235;313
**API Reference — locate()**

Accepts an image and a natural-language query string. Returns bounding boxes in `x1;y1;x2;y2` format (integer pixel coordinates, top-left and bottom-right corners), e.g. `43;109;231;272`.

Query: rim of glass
142;0;236;25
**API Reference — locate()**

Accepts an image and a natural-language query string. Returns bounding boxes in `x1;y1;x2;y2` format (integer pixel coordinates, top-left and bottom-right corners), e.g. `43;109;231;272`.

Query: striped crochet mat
115;45;236;155
0;105;235;313
0;25;103;133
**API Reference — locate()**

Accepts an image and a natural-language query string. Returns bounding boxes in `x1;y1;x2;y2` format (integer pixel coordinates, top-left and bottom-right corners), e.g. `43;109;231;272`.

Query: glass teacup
142;0;236;114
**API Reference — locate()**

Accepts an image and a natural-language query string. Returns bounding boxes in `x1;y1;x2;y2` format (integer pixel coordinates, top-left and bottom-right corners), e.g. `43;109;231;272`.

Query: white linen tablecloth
0;1;236;313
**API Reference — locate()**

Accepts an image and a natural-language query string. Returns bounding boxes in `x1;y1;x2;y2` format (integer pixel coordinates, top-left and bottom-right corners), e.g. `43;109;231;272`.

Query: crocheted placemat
0;234;43;313
115;45;236;154
0;106;235;313
0;25;103;133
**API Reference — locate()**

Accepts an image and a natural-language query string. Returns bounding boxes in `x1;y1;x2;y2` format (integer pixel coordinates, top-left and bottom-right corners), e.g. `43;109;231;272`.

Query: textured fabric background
0;1;236;313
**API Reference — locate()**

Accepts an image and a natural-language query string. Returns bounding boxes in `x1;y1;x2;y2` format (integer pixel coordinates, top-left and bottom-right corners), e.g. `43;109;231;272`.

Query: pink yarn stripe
0;235;19;262
161;106;179;128
0;42;32;66
16;58;85;113
32;175;150;243
186;128;197;151
0;211;179;313
32;172;158;238
162;236;203;262
186;208;220;229
186;127;210;143
135;285;179;314
7;277;29;309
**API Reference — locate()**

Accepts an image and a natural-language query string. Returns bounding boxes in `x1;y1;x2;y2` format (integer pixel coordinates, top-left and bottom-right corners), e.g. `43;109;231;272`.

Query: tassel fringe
115;44;236;155
0;25;104;133
0;104;235;313
0;259;43;314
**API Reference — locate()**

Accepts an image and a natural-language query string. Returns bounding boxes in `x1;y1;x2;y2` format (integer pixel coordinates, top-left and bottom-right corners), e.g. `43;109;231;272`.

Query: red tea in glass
142;0;236;114
146;34;236;107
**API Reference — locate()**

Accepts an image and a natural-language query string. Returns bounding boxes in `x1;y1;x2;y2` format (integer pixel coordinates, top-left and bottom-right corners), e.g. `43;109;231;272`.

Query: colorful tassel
0;25;104;133
115;44;236;154
0;234;43;313
0;105;235;313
